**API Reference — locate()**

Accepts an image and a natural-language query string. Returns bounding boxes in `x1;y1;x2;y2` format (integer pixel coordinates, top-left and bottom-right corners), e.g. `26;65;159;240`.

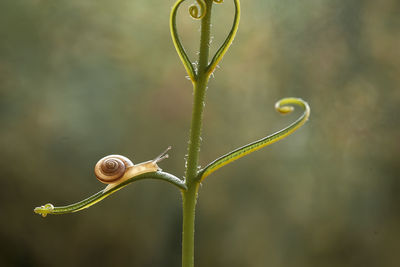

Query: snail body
95;147;171;192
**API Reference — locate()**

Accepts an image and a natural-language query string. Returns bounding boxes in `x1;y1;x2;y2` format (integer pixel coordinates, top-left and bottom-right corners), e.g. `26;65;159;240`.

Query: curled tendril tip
189;0;207;19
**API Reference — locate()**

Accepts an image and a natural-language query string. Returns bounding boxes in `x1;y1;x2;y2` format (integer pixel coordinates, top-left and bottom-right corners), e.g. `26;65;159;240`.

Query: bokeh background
1;0;399;266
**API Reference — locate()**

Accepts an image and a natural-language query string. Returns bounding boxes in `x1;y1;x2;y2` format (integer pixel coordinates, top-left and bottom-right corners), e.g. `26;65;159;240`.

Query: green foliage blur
1;0;399;266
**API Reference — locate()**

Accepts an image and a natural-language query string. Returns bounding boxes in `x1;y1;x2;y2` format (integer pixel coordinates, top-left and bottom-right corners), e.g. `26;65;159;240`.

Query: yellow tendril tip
276;105;294;114
34;203;54;218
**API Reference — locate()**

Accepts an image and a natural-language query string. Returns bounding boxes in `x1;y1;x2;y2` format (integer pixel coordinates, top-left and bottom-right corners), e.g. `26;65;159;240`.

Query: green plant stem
182;1;213;267
181;182;200;267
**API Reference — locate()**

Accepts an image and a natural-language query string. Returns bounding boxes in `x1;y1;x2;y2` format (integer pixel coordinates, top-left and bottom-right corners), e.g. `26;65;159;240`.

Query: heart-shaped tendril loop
170;0;241;83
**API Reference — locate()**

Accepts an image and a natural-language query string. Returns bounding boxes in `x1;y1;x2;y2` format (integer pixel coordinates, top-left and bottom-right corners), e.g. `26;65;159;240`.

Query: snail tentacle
154;146;171;163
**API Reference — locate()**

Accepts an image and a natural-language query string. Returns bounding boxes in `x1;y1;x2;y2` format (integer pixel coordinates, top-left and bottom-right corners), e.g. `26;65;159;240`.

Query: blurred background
1;0;399;266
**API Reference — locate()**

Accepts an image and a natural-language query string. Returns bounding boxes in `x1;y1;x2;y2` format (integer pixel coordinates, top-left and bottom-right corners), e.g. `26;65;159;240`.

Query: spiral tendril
198;98;310;181
189;0;207;19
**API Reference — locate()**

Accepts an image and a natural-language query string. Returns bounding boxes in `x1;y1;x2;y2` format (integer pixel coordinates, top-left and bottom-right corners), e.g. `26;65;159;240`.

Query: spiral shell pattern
94;155;134;184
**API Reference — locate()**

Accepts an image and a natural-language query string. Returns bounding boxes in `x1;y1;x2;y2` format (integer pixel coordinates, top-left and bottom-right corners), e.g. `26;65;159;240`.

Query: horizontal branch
34;171;186;217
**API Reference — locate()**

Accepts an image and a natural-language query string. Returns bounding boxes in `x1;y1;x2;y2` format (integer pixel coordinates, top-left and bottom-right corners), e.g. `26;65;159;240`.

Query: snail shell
94;155;134;184
94;147;171;192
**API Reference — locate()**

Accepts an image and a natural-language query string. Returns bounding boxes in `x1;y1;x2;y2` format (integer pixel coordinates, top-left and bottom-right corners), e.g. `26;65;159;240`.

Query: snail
95;146;171;192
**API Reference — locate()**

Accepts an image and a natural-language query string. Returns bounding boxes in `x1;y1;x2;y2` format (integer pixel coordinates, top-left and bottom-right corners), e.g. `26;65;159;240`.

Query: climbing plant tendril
198;98;310;181
34;1;310;267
